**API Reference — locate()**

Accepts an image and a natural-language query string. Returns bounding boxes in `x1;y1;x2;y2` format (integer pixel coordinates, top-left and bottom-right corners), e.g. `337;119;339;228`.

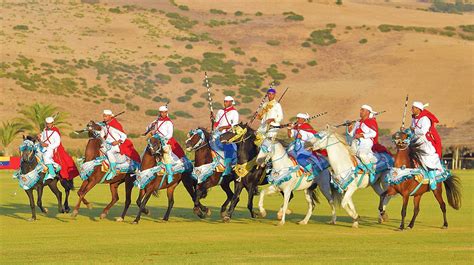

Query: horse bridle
19;140;37;163
147;134;164;156
186;129;208;151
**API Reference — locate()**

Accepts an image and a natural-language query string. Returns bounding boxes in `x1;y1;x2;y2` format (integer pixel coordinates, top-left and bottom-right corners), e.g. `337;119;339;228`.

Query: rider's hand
266;118;275;124
41;142;48;147
112;140;120;146
355;133;363;139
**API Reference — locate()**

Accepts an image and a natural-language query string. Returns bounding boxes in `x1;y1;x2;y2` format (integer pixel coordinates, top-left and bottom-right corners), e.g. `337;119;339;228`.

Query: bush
291;68;299;73
326;23;336;29
145;109;159;116
266;40;280;46
241;96;253;103
266;66;286;80
152;96;169;103
359;38;368;44
460;25;474;33
223;89;236;96
228;40;237;45
155;73;171;84
126;102;140;111
444;26;456;31
166;12;198;30
307;60;317;66
13;25;29;31
174;111;193;118
185;88;197;96
109;97;124;104
235;11;244;16
308;29;337;46
192;101;205;108
212;102;223;110
210;9;226;15
185;44;193;49
283;11;304;21
178;5;189;11
250;57;258;62
169;67;183;74
108;7;122;14
231;47;245;55
238;108;252;115
180;77;194;84
301;41;311;48
177;95;191;102
255;11;263;16
336;0;343;5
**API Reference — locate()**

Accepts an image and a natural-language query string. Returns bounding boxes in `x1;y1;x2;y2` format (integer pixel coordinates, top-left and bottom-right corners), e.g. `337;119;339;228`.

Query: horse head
19;135;39;173
147;134;166;158
185;128;208;152
220;122;250;144
256;137;274;166
391;129;412;150
310;124;333;151
85;120;102;138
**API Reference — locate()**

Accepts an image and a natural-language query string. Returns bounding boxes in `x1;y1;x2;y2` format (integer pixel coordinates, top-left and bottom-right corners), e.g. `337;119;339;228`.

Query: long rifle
335;110;386;127
74;110;126;134
204;72;215;130
401;94;409;129
271;111;328;129
277;87;289;103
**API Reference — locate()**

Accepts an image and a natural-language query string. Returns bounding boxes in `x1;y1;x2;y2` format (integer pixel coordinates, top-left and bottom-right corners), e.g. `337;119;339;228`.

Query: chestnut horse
185;128;235;219
72;121;139;220
132;135;196;224
384;130;462;230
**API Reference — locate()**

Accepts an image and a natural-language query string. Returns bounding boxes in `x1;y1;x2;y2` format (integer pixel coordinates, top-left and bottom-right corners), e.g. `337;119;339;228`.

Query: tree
0;121;30;156
16;103;70;133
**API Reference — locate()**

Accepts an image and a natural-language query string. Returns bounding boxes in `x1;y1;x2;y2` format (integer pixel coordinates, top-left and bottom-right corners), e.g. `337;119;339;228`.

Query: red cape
296;123;328;156
108;118;141;163
49;127;79;180
357;118;391;155
156;117;186;158
415;110;442;158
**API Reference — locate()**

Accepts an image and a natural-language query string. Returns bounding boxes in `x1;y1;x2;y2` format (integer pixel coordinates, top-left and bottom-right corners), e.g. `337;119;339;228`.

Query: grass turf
0;170;472;264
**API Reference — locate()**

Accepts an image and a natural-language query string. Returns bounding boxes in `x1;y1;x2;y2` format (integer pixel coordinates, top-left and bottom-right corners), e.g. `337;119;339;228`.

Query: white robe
348;121;377;164
215;108;239;132
412;116;442;170
257;100;283;137
40;129;60;164
100;125;127;164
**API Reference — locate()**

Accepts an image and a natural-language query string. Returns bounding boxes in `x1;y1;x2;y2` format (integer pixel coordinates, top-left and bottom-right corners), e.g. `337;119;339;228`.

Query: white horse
256;138;337;226
309;126;392;228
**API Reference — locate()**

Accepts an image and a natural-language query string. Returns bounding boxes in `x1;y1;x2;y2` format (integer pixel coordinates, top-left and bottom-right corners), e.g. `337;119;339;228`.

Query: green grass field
0;170;472;264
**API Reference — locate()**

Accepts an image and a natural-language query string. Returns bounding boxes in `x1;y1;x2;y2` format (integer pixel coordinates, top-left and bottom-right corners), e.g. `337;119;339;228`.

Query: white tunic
150;119;173;141
348;121;377;164
412;116;442;169
101;125;127;147
290;128;314;142
258;100;283;137
215;108;239;132
40;129;60;164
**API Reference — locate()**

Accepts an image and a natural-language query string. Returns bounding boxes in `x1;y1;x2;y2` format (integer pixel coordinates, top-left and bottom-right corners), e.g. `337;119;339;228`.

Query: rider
287;113;327;175
256;88;283;142
39;117;79;181
102;110;140;180
411;101;443;190
145;105;187;182
347;105;379;183
211;96;239;176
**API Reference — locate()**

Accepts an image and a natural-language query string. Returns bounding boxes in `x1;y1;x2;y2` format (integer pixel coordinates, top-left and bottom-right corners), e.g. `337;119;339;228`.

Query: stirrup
165;164;173;183
44;164;56;182
104;163;117;181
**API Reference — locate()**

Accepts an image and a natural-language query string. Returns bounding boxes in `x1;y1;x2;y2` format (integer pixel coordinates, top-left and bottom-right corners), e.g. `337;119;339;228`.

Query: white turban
224;96;234;102
412;101;429;111
296;113;310;119
361;104;376;118
45;117;54;123
103;109;113;115
159;105;168;112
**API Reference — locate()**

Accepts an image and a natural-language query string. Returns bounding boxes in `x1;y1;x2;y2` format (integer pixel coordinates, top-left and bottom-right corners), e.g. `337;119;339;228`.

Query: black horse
220;123;295;222
17;136;65;221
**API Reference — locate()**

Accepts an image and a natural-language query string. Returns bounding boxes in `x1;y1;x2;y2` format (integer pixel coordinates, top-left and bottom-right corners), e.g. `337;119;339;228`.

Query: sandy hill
0;0;472;151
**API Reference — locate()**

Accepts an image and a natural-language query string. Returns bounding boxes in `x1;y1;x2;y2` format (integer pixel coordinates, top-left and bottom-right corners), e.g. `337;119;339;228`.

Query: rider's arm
49;131;61;149
413;116;431;136
162;121;173;141
360;123;376;139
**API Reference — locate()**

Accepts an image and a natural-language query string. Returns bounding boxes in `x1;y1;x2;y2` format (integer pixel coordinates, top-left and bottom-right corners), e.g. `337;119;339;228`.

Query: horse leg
100;182;120;219
76;180;93;209
118;176;134;221
163;182;178;221
399;194;409;230
193;184;207;219
433;187;448;229
371;179;389;223
132;189;153;224
36;184;48;214
224;180;244;222
277;191;294;220
47;179;64;213
247;181;259;218
220;178;234;219
407;194;422;229
72;179;97;217
25;189;36;221
341;186;359;228
278;189;292;226
182;173;197;203
60;179;71;213
258;185;278;218
318;171;337;224
299;189;314;225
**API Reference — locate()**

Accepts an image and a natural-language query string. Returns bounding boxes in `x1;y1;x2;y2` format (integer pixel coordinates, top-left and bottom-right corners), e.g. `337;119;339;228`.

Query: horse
255;137;328;226
15;136;65;221
71;121;138;220
221;123;339;223
185;128;235;219
309;126;392;228
132;134;196;224
385;130;462;230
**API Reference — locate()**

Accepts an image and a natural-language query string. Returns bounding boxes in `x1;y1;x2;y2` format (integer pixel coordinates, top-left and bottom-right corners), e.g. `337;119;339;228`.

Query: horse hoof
115;217;124;222
277;212;283;220
44;208;49;214
286;209;293;215
223;216;231;223
328;220;336;225
259;210;267;218
71;210;78;217
441;225;448;230
100;213;107;219
382;213;389;222
220;211;227;219
27;217;36;222
378;217;383;224
144;209;150;216
132;220;139;225
277;221;285;226
205;208;212;217
298;220;308;225
352;222;359;228
406;226;412;230
86;203;93;210
64;207;70;213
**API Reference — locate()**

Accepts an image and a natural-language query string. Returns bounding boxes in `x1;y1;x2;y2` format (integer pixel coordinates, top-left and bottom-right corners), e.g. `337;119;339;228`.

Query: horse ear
326;124;330;130
22;135;26;140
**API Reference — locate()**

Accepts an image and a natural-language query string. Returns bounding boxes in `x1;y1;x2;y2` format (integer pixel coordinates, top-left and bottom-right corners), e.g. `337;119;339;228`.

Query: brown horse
132;135;196;224
384;130;462;230
185;128;235;219
71;121;138;220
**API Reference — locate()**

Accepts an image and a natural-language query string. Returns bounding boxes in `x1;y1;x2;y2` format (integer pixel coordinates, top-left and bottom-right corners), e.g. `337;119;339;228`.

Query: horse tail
330;184;342;207
444;175;462;210
311;188;320;205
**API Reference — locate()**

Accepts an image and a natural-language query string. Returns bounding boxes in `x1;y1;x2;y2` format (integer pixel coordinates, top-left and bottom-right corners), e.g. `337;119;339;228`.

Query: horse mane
329;129;355;156
197;127;211;141
25;135;36;142
409;140;427;167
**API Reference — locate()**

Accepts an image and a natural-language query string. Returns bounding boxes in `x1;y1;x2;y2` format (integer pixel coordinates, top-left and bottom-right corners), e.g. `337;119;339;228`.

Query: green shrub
301;41;311;48
181;77;194;84
241;96;253;103
109;97;125;104
166;12;198;30
231;47;245;55
266;66;286;80
255;11;263;16
177;95;191;102
108;7;122;14
291;68;299;73
235;11;243;16
223;90;235;96
126;102;140;111
444;26;456;31
228;40;237;45
210;9;226;15
185;44;193;49
326;23;336;28
283;11;304;21
169;67;182;74
308;29;337;46
145;109;159;116
345;26;352;30
174;111;193;118
238;108;251;115
13;25;29;31
192;101;205;108
307;60;317;66
359;38;368;44
250;57;258;62
152;96;170;103
185;88;197;96
212;102;223;110
266;40;280;46
460;25;474;33
178;5;189;11
336;0;343;5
